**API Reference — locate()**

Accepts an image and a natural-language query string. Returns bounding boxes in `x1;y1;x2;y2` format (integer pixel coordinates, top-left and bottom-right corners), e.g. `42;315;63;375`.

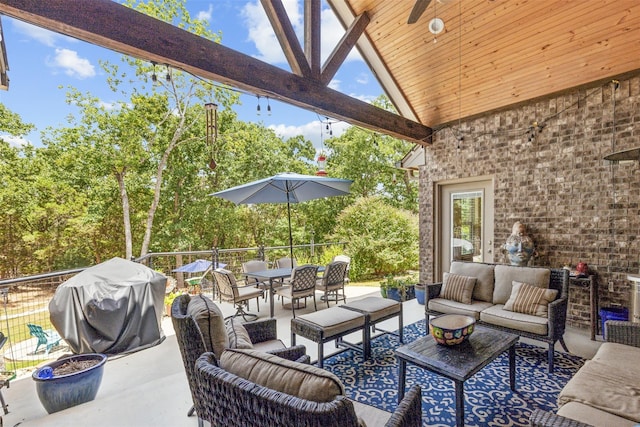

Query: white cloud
242;0;361;65
197;4;214;22
12;19;75;47
268;119;351;149
49;49;95;79
356;73;369;85
1;134;30;148
328;79;341;91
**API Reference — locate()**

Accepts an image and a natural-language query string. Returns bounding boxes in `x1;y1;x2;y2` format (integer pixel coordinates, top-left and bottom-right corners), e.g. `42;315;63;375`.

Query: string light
266;97;271;115
256;95;261;115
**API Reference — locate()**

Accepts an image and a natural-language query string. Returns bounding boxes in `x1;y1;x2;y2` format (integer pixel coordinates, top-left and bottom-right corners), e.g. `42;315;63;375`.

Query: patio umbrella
211;172;353;261
172;259;213;273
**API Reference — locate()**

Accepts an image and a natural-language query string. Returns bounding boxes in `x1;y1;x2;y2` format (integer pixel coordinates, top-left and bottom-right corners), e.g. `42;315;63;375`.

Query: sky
0;0;385;151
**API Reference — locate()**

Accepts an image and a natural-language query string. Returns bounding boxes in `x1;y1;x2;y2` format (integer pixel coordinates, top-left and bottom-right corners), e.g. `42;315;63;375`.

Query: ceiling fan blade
408;0;432;24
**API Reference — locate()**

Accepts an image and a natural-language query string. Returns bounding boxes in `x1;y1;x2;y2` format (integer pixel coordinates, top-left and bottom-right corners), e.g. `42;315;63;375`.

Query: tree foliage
331;196;419;280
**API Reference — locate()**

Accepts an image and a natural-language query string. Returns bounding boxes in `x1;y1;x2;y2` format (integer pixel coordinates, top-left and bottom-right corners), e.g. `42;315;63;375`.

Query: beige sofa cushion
225;318;253;349
592;342;640;377
352;400;392;427
186;294;228;358
480;304;548;335
504;281;558;317
441;273;476;304
450;261;495;302
428;298;493;320
558;360;640;423
493;265;550;305
220;348;344;403
558;401;636;427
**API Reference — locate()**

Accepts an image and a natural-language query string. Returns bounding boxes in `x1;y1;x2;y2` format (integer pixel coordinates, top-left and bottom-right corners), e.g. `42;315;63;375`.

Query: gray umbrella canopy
211;172;353;260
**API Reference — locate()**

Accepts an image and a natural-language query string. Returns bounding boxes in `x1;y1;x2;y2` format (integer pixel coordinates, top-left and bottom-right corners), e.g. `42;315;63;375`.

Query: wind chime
205;103;218;170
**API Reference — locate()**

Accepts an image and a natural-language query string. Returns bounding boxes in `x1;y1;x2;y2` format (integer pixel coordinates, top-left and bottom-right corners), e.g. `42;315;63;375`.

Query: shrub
330;197;418;280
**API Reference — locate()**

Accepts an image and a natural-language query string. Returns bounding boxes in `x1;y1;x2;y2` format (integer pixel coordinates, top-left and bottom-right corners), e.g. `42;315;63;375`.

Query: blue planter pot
386;288;402;302
415;285;426;305
33;353;107;414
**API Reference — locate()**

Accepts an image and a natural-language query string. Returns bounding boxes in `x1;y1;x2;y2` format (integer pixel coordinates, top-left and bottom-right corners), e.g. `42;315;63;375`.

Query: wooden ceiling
330;0;640;127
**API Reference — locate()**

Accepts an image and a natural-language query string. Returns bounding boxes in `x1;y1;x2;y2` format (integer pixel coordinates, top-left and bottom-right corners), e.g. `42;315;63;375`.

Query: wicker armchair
171;294;309;425
194;352;423;427
529;321;640;427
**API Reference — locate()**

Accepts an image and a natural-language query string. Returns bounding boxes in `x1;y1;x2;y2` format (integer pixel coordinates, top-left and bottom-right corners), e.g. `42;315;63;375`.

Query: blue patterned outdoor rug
322;320;585;427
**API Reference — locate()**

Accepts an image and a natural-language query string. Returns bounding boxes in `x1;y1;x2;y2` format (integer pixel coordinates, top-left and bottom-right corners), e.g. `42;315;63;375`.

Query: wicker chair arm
267;345;309;363
605;320;640;348
243;318;278;343
547;295;568;339
529;409;593;427
384;385;422;427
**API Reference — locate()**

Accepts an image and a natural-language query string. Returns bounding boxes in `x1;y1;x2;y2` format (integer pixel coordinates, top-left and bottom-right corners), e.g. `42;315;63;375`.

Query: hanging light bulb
165;68;171;82
151;62;157;83
266;97;271;115
256;95;261;115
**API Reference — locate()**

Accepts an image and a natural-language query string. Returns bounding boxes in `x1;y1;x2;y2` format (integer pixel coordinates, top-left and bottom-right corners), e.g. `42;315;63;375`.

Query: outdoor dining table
244;266;324;318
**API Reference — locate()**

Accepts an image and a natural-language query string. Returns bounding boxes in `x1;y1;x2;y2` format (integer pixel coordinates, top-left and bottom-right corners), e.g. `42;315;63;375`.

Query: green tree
331;196;418;279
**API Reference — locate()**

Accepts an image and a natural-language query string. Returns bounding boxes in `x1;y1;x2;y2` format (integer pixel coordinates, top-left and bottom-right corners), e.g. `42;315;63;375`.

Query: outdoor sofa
530;320;640;427
425;261;569;372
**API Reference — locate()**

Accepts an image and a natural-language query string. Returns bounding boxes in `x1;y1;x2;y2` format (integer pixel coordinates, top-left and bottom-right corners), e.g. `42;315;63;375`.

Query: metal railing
0;242;343;374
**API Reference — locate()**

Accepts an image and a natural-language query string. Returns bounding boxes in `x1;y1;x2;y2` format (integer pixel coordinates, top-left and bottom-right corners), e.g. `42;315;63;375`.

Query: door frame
434;176;494;281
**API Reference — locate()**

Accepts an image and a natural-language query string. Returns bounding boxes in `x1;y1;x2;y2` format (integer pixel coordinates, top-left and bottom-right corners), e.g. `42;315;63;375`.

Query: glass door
437;179;494;279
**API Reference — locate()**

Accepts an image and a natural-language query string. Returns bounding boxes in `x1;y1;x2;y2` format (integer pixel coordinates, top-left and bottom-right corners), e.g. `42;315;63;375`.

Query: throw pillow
441;273;477;304
186;294;228;358
220;348;344;403
504;281;559;317
225;317;253;349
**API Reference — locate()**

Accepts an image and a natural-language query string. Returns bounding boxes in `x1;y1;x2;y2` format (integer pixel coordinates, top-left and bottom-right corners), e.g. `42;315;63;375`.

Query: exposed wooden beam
304;0;321;80
321;11;369;86
260;0;311;78
0;0;432;144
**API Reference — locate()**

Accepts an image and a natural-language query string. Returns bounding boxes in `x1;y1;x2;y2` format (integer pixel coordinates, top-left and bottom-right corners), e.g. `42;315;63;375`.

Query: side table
569;274;597;340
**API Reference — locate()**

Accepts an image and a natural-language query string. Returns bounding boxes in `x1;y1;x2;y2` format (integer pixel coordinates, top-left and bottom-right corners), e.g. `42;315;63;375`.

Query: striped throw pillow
441;273;476;304
504;281;558;317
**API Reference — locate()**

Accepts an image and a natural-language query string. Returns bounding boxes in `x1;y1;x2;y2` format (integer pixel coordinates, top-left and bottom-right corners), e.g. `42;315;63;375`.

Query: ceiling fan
407;0;451;34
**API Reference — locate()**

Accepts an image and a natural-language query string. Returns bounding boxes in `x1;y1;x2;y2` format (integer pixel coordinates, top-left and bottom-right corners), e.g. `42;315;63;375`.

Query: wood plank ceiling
330;0;640;128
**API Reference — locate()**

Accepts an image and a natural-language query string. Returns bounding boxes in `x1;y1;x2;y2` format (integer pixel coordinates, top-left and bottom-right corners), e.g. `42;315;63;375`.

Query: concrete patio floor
1;285;602;427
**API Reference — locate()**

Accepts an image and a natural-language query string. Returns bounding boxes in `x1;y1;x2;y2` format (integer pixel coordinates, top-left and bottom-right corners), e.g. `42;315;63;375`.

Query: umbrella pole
287;197;294;262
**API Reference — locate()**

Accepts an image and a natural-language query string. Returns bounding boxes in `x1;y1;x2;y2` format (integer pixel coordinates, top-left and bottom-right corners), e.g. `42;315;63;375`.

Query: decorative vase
415;284;426;305
33;353;107;414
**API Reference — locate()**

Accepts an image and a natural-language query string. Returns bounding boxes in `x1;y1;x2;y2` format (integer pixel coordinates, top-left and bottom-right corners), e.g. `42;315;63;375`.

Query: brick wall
418;72;640;331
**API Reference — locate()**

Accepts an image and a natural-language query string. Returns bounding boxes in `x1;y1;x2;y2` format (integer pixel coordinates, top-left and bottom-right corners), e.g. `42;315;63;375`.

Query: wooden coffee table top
395;325;518;382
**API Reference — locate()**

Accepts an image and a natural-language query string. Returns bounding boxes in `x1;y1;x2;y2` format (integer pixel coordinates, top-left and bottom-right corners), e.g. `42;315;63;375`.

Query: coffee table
395;325;518;427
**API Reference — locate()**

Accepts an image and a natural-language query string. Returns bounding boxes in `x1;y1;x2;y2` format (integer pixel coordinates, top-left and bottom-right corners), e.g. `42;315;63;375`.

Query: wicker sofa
194;350;423;427
530;320;640;427
425;261;569;372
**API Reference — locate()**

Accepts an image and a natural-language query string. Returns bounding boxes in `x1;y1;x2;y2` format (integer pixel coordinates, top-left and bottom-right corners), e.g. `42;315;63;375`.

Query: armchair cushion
503;281;558;317
441;273;476;304
186;294;228;358
225;318;253;349
220;348;344;403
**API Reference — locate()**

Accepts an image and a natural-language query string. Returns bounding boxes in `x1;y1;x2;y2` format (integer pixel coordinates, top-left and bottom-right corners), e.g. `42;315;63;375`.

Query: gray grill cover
49;257;166;355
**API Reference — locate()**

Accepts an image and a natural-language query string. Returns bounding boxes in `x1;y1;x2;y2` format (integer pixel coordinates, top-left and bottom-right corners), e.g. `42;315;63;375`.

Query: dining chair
242;260;274;299
316;261;348;308
275;257;297;269
275;265;319;318
211;269;263;321
332;254;351;285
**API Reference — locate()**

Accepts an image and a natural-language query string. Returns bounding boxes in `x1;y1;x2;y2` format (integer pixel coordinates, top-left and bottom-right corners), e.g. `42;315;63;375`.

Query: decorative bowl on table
429;314;475;345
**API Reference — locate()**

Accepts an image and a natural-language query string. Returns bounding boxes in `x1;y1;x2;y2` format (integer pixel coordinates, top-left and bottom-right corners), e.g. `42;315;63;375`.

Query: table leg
269;279;275;318
509;344;516;392
454;380;464;427
397;359;406;402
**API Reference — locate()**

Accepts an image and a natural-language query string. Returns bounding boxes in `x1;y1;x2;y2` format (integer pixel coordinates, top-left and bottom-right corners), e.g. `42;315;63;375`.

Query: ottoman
291;306;366;368
340;296;403;357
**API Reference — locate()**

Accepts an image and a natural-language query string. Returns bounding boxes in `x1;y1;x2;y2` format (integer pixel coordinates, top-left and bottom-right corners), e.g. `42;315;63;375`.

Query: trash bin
599;307;629;339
